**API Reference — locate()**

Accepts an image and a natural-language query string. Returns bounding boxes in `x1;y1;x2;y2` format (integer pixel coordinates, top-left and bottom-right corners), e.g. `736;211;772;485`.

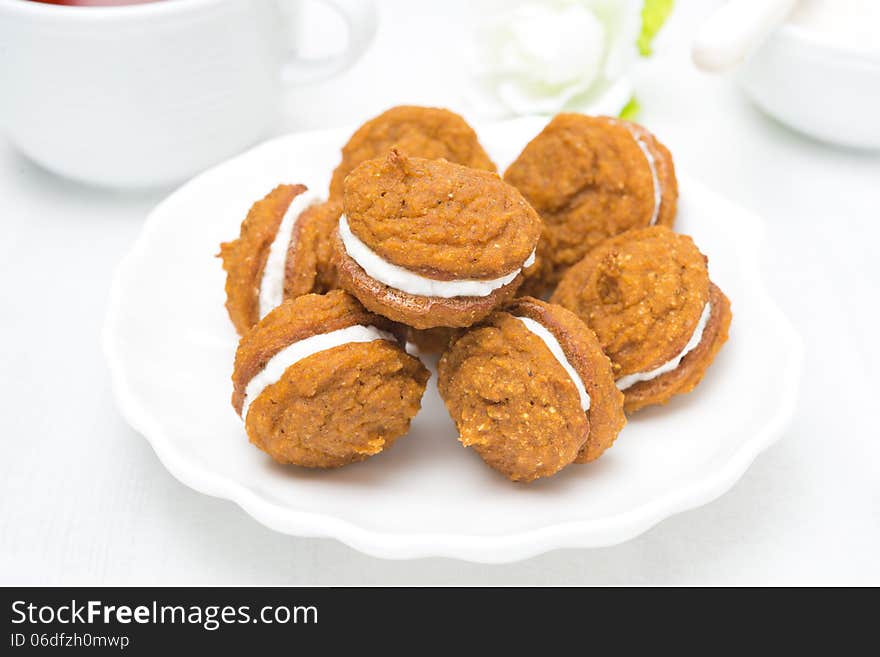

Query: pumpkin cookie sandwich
552;226;731;413
219;184;340;335
328;105;496;199
232;290;429;468
438;298;625;482
304;106;497;296
334;150;542;329
504;113;678;293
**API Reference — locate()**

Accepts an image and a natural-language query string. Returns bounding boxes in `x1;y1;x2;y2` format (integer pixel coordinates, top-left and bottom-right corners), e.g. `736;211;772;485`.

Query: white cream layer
240;324;396;420
515;315;591;412
257;190;321;320
616;303;712;391
630;131;662;226
607;118;662;226
338;214;535;299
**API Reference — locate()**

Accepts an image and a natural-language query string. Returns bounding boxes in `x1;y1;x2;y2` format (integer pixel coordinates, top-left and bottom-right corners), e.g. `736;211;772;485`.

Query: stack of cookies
219;107;731;483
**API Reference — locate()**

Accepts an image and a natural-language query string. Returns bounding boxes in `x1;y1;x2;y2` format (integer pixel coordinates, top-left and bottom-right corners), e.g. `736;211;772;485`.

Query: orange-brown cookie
286;198;343;296
406;326;463;355
232;290;429;468
333;150;542;329
438;297;625;482
219;184;339;335
504;113;678;294
551;226;730;412
329;105;496;199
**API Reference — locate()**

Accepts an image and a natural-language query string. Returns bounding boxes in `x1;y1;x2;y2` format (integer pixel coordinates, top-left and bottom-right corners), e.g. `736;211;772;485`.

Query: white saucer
104;117;803;563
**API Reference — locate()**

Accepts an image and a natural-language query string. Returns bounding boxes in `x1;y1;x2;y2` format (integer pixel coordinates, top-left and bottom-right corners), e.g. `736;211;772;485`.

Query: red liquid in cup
26;1;167;6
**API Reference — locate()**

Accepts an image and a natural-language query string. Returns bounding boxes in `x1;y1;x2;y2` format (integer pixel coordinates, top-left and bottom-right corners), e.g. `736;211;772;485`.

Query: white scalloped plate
104;117;803;563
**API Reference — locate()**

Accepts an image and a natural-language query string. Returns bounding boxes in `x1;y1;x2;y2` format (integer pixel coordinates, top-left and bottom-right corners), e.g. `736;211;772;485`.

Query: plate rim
103;125;805;563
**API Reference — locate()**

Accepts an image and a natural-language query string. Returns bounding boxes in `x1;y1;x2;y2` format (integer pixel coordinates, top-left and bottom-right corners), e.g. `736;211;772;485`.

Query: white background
1;0;878;585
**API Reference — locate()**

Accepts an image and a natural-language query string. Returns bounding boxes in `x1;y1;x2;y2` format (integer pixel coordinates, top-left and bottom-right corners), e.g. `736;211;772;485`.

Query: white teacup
0;0;377;187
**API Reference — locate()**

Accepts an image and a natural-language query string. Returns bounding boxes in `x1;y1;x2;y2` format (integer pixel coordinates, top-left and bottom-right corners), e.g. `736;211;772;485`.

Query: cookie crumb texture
552;226;709;376
232;291;388;407
622;283;731;412
285;198;342;298
406;326;462;354
245;340;429;468
508;297;626;464
231;291;429;468
329;105;496;199
344;150;541;279
438;313;589;482
505;114;676;292
219;184;306;335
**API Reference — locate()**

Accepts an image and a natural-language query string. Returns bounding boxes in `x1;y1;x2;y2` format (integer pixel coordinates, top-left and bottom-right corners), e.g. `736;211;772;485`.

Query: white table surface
1;0;878;586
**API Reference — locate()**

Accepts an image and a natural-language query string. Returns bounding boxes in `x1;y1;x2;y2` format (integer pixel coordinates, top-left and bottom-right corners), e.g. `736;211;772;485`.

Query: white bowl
739;23;880;149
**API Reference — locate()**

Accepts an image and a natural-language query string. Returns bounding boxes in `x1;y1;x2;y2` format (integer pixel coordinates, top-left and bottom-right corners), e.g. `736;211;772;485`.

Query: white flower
470;0;642;117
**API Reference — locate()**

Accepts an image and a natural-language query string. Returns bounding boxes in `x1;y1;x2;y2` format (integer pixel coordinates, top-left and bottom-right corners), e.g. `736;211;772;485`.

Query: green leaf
619;96;641;120
638;0;674;56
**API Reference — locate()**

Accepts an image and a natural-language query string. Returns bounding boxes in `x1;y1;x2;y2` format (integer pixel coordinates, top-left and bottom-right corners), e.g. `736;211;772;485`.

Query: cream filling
240;324;396;420
257;190;321;320
616;303;712;391
607;118;663;226
515;315;591;412
338;214;535;299
630;131;662;226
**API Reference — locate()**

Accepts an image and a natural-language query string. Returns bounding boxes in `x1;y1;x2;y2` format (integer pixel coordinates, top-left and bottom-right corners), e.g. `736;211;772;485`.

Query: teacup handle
280;0;378;85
